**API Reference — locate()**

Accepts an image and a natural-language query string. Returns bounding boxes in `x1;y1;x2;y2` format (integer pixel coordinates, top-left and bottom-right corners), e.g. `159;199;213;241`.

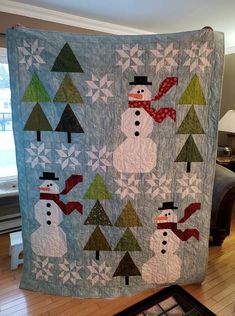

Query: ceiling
3;0;235;53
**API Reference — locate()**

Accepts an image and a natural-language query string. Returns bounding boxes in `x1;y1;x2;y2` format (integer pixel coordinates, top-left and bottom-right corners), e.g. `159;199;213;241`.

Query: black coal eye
137;90;140;93
50;183;53;186
141;89;144;92
165;214;167;216
168;213;171;215
47;184;50;187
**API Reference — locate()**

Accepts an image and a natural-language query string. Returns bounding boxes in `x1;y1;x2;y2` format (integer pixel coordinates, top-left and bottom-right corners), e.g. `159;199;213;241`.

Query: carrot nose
157;215;168;221
38;187;50;192
128;93;143;99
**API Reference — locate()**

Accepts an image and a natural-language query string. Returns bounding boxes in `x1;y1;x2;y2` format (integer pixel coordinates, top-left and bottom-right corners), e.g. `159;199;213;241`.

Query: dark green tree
24;103;52;141
113;252;141;285
51;43;84;73
55;104;84;143
175;135;203;172
83;226;111;260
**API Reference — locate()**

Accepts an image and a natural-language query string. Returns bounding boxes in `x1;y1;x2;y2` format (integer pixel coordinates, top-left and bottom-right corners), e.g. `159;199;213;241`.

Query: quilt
7;27;224;298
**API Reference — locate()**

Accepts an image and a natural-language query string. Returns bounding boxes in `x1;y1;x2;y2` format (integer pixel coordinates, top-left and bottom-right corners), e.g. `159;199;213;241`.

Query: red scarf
128;101;176;123
128;77;178;123
157;222;199;241
157;203;201;241
40;175;83;215
40;193;83;215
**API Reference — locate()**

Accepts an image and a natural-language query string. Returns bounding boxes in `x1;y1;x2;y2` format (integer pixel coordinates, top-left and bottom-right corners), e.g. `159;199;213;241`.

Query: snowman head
156;209;178;223
156;201;178;223
128;85;152;101
39;172;60;194
39;180;60;194
128;76;152;101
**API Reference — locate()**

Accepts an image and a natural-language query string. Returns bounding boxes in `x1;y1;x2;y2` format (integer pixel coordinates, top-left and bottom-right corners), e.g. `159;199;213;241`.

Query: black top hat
158;201;178;210
39;172;59;180
129;76;152;86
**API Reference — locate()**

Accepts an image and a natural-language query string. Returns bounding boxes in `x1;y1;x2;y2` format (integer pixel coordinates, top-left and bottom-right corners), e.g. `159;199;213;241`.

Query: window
3;101;11;109
0;47;17;179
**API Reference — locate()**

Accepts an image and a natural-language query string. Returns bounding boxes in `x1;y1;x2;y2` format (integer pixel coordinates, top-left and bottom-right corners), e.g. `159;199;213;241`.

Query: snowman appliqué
142;201;200;284
31;172;83;257
113;76;177;173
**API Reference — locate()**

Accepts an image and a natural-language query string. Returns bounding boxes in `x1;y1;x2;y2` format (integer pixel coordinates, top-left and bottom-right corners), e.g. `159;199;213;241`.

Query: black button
47;203;51;207
47;211;51;216
47;220;51;225
135;110;140;116
163;232;167;236
135;131;139;136
161;249;166;254
135;121;140;126
162;240;167;245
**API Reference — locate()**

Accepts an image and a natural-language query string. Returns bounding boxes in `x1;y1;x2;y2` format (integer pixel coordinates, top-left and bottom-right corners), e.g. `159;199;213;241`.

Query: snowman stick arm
60;175;83;195
60;200;83;215
175;228;199;241
152;77;178;101
178;202;201;223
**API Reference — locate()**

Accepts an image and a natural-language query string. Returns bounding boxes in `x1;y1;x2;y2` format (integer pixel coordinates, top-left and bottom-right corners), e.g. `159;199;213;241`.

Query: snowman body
113;108;157;173
31;180;67;257
142;229;181;284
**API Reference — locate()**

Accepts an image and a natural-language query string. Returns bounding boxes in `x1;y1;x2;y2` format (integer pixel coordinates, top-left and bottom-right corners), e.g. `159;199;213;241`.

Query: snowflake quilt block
7;27;224;298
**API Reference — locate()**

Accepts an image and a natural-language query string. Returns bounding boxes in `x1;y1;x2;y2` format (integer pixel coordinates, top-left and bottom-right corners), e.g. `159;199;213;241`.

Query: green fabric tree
175;135;203;172
177;106;204;134
84;201;112;260
114;228;141;251
113;201;142;285
83;179;112;260
113;252;141;285
53;74;83;104
24;103;52;141
51;43;84;72
55;104;84;143
22;72;51;102
84;226;111;260
83;174;112;200
176;74;206;172
115;201;143;227
178;74;207;105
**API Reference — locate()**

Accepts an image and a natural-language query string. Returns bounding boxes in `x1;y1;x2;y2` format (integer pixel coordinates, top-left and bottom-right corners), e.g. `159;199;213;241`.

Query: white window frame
0;47;18;197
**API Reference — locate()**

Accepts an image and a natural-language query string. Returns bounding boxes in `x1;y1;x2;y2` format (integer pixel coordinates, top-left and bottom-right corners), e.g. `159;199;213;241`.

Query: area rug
115;285;216;315
7;27;224;298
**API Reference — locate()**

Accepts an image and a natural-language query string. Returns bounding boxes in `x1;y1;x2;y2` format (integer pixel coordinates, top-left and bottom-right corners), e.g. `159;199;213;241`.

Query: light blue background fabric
7;28;224;297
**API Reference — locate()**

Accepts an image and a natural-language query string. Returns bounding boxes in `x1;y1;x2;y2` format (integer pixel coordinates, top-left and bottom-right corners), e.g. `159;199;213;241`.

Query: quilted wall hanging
7;27;224;298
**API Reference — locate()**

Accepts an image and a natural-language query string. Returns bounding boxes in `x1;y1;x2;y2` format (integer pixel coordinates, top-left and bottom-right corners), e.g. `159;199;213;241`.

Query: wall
220;53;235;117
0;12;103;47
218;53;235;149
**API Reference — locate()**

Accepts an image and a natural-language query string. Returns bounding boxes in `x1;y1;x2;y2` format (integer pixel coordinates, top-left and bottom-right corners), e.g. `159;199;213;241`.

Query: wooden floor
0;214;235;316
